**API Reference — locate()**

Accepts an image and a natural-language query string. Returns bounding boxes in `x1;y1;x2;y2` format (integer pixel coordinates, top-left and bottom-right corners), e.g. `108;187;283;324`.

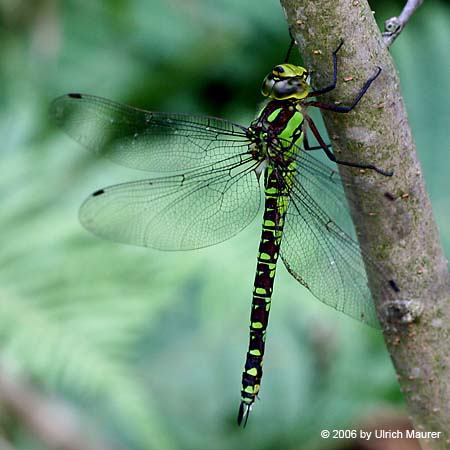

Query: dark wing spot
68;93;83;99
92;189;105;197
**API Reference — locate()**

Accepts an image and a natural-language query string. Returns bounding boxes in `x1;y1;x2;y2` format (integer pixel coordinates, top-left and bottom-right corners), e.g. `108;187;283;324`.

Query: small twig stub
383;0;424;47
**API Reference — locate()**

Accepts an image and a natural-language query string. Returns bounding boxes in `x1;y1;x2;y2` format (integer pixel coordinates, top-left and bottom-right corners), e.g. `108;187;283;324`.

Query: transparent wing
50;93;251;173
281;150;396;328
79;155;261;250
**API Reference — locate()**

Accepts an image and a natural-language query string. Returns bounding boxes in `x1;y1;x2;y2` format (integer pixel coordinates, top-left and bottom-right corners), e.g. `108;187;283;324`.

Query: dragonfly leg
305;115;393;176
284;27;296;63
307;39;344;97
303;131;331;151
306;66;382;113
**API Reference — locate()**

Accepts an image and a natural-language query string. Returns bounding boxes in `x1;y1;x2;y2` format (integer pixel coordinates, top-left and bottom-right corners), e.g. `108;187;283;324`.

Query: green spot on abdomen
249;349;262;356
244;385;259;395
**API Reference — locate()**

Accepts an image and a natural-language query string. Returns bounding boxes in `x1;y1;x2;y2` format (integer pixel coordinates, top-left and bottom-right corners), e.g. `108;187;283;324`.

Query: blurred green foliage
0;0;449;449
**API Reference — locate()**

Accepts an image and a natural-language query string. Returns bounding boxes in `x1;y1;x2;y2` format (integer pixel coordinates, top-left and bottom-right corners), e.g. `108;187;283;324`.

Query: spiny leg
305;115;392;176
284;28;296;63
303;131;332;152
308;39;344;97
292;109;389;175
306;66;382;113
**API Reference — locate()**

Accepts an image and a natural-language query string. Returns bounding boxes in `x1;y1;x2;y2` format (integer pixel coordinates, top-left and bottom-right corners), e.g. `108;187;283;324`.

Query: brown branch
279;1;450;449
0;362;125;450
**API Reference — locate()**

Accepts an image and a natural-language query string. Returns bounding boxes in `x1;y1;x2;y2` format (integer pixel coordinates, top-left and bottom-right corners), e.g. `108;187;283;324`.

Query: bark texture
279;1;450;448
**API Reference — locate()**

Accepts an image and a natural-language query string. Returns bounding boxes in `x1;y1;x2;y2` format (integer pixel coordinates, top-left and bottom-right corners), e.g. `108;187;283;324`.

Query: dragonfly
50;40;400;426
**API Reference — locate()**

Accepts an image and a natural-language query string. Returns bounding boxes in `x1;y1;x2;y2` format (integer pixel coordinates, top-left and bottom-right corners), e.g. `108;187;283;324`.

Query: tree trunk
279;1;450;448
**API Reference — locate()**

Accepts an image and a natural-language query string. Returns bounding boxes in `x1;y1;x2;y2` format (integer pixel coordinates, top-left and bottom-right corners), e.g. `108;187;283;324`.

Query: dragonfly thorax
261;63;310;100
249;98;305;164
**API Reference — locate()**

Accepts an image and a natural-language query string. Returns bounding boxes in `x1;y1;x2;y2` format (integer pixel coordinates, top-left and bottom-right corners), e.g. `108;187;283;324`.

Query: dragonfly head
261;64;310;100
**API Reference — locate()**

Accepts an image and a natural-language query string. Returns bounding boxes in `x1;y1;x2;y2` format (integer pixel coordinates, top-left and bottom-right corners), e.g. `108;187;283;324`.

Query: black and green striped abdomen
238;168;286;424
238;100;303;426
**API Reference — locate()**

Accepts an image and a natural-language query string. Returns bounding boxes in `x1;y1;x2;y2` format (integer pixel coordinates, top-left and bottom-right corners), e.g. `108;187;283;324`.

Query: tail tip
237;402;252;427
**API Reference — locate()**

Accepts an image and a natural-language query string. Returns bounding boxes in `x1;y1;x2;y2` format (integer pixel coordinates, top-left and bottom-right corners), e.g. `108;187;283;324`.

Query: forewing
281;150;393;328
50;94;251;173
79;156;261;250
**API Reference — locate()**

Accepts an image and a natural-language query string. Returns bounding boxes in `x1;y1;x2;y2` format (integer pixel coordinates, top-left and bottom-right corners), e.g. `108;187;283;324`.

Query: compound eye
273;65;285;74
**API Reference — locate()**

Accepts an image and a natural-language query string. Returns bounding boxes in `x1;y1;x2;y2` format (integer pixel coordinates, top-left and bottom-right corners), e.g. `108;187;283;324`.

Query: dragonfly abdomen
238;166;291;426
